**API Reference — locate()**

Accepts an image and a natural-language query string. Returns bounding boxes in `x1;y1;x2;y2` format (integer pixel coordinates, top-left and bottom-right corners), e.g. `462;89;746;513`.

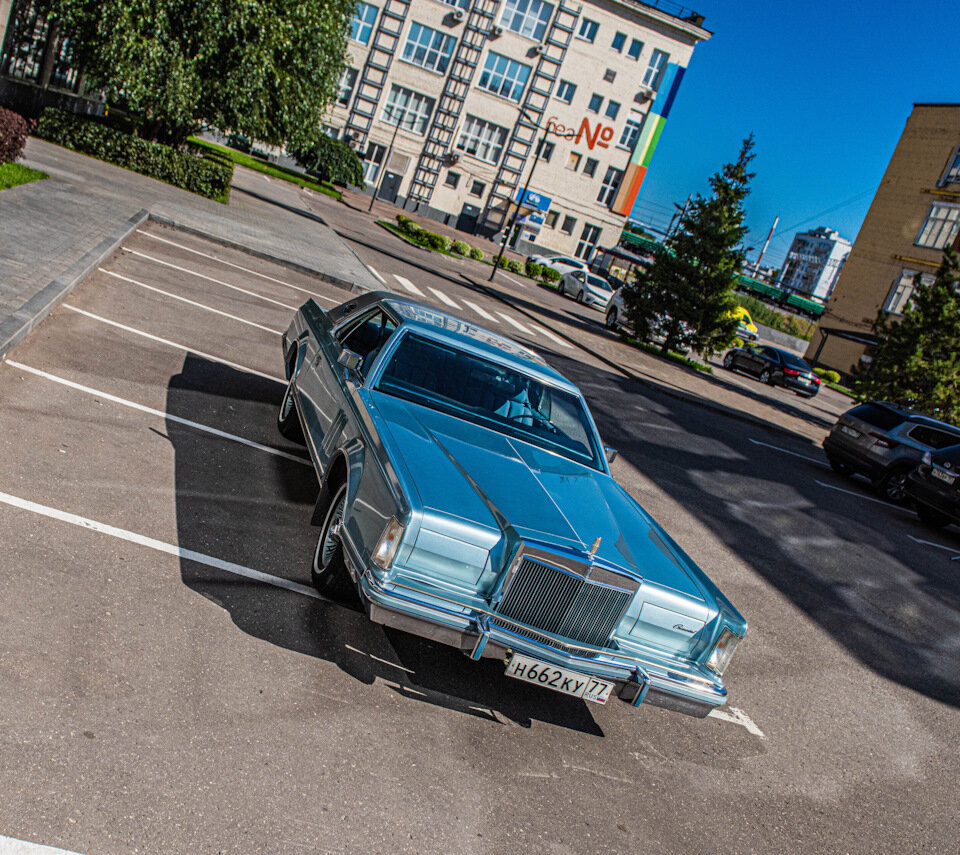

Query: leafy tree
289;134;364;187
48;0;353;148
624;137;756;356
854;247;960;424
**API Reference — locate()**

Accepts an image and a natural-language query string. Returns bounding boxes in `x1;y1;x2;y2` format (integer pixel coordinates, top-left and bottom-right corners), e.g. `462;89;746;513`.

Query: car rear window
781;353;811;370
846;403;905;430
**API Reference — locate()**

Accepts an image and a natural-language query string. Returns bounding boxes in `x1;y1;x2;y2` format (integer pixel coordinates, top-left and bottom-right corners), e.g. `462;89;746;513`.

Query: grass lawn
0;161;48;190
188;138;341;200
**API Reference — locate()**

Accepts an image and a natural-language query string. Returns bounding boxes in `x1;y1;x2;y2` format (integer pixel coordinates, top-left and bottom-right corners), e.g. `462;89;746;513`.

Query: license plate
932;468;956;485
504;653;614;704
839;425;860;438
798;376;811;385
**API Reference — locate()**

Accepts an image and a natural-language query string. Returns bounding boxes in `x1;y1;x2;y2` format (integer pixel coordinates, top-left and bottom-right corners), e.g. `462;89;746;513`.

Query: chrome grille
495;558;632;647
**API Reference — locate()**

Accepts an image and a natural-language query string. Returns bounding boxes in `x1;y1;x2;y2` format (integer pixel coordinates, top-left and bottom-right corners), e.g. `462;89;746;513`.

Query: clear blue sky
630;0;958;269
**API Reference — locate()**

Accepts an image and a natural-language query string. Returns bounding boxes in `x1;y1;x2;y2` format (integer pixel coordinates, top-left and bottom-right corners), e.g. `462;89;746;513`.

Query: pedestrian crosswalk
393;274;425;296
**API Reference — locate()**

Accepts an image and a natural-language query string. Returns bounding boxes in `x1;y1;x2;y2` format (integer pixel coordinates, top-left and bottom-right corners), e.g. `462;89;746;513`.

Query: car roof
858;400;960;431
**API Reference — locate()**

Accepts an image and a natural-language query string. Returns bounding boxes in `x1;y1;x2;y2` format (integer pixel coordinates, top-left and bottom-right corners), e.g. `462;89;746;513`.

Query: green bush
506;259;524;274
468;247;484;261
542;266;561;283
497;255;510;268
36;109;233;200
422;231;451;252
814;367;842;384
734;293;816;341
289;135;364;187
525;261;543;279
451;240;471;255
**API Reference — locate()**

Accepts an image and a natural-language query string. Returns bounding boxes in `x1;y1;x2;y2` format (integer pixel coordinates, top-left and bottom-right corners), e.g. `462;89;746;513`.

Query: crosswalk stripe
529;323;574;349
367;265;385;283
461;299;497;322
428;287;460;309
393;274;424;296
496;312;532;335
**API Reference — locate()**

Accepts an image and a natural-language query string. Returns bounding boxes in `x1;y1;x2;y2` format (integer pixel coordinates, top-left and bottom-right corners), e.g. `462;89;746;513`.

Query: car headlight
706;628;743;676
372;517;404;571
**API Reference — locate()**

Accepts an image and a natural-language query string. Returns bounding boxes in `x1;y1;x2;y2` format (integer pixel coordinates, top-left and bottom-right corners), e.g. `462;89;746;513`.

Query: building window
605;100;621;121
561;215;577;235
536;139;555;162
611;32;626;52
470;180;486;197
382;84;435;136
350;2;378;44
583;158;598;178
915;202;960;249
445;171;461;188
884;268;935;315
478;52;531;103
402;23;456;74
457;115;509;164
437;0;470;8
499;0;554;41
556;80;576;104
940;144;960;186
362;143;386;184
337;67;358;107
619;116;644;150
577;19;599;43
597;167;623;206
566;151;581;170
545;210;559;228
587;93;603;114
603;68;616;83
576;223;602;259
643;49;669;89
627;39;643;61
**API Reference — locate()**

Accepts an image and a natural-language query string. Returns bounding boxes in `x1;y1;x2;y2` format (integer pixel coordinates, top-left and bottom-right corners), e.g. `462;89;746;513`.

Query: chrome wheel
759;368;772;385
277;375;304;443
722;353;734;369
605;308;618;329
312;483;348;592
879;468;910;504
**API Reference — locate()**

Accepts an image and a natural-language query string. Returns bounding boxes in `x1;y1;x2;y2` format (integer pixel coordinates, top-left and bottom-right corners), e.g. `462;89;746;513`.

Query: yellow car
731;306;758;341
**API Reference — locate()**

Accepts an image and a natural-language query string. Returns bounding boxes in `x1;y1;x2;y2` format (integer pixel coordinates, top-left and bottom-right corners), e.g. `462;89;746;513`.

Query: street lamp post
368;106;408;213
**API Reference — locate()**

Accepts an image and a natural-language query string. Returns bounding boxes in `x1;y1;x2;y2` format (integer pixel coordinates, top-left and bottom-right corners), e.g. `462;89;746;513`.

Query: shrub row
735;293;816;341
813;367;842;384
36;109;234;200
0;106;32;164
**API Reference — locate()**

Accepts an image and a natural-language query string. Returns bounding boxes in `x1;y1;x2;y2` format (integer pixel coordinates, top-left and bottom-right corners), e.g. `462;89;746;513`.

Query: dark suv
823;401;960;502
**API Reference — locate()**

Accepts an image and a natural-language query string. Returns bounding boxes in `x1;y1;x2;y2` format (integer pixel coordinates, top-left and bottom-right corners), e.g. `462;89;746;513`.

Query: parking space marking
814;479;892;506
498;273;526;288
5;361;309;466
0;490;322;600
461;299;498;323
134;230;336;301
121;248;298;310
528;324;574;349
707;706;766;738
748;437;827;466
0;833;85;854
637;422;682;432
496;312;532;335
907;534;960;559
99;269;282;334
393;274;424;296
63;306;285;384
367;265;385;284
428;287;460;309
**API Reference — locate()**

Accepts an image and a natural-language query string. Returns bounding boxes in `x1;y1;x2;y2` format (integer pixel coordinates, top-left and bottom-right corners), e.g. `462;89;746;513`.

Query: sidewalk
0;138;379;360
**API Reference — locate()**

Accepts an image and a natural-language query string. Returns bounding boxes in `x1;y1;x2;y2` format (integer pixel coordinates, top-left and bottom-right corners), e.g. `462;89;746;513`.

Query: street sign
515;188;552;212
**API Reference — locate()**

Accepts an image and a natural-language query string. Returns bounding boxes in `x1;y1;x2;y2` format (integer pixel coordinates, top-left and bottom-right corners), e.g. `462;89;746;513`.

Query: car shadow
164;353;604;735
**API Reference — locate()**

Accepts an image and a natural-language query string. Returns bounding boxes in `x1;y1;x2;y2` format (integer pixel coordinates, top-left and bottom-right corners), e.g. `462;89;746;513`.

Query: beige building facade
328;0;709;258
807;104;960;375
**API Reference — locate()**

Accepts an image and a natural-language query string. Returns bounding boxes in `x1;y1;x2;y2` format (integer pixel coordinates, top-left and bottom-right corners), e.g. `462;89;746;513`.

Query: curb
0;208;149;362
461;274;825;446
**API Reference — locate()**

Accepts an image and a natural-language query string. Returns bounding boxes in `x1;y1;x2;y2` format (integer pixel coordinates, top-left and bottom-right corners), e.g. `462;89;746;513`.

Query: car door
739;344;764;375
759;347;782;379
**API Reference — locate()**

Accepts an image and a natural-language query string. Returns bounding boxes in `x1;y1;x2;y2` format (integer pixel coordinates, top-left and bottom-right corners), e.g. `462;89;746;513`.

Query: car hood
369;391;707;601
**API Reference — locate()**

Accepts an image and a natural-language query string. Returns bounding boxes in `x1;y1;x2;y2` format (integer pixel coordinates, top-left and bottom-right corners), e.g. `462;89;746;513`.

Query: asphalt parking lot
1;221;958;854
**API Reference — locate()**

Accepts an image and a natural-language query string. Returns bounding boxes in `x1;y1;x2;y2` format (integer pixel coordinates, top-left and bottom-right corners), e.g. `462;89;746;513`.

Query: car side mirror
338;347;362;373
604;446;618;464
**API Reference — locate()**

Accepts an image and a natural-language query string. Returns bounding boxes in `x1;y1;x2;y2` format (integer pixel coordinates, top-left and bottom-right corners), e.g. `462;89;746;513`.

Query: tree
624;137;756;356
48;0;353;148
289;134;364;187
854;247;960;424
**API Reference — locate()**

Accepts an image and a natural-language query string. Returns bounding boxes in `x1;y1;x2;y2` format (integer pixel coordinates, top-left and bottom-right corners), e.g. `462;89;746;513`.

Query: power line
770;188;875;239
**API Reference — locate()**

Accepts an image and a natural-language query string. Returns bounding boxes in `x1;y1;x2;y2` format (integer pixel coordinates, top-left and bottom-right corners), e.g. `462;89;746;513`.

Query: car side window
338;309;398;375
910;425;960;449
761;347;781;362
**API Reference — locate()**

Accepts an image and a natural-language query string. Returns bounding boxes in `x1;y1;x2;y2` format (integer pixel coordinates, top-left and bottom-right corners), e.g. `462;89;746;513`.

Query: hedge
0;106;32;163
36;109;233;200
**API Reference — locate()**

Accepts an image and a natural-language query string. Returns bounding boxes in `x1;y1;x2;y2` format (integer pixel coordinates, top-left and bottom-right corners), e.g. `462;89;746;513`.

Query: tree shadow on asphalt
164;353;604;735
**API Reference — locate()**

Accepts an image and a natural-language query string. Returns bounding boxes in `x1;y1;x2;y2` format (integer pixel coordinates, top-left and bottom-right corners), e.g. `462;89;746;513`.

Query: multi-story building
778;226;851;301
806;104;960;375
329;0;710;259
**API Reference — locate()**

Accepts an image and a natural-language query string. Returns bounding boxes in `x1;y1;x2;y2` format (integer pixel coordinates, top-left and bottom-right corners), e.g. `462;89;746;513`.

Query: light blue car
280;292;746;716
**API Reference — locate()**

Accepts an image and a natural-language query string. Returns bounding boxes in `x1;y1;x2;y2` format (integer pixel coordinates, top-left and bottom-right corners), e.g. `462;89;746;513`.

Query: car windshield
587;275;612;291
376;333;603;470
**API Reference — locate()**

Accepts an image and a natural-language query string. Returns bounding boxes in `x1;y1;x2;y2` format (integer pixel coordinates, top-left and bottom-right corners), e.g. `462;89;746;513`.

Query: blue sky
631;0;958;269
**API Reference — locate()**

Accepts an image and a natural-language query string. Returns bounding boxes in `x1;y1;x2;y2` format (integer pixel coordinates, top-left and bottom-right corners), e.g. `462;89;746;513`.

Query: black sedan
906;444;960;528
722;344;821;397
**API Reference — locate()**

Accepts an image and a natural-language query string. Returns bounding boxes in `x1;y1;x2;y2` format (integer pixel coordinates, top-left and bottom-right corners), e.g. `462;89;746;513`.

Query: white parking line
62;306;285;384
748;437;827;466
428;287;460;309
135;229;336;301
814;479;892;506
122;248;298;310
99;269;282;335
461;299;498;323
0;833;85;854
528;324;574;349
0;491;321;600
498;273;526;288
907;534;960;558
708;706;766;738
637;422;682;432
5;361;309;466
496;312;532;335
367;265;385;283
393;274;424;296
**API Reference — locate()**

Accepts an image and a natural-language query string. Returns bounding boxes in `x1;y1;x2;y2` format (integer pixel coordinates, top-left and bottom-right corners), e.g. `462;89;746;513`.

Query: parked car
557;270;614;310
906;444;960;528
722;344;821;397
528;254;588;278
280;291;746;716
731;306;759;341
604;287;691;354
823;401;960;502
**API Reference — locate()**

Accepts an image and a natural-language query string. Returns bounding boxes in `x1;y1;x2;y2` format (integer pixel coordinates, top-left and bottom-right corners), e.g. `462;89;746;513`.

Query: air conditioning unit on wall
451;9;465;22
489;24;504;37
533;43;546;56
635;86;655;103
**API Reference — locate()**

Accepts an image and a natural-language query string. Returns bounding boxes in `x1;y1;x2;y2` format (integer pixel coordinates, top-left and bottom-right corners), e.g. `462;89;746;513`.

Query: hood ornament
589;537;602;556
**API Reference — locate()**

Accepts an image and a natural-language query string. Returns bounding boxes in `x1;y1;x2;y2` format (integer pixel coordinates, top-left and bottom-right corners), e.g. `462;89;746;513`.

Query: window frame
582;157;599;178
587;93;603;114
939;143;960;186
556;79;576;104
915;201;960;249
605;100;621;121
627;38;643;61
577;18;599;43
561;215;577;235
382;84;436;136
597;167;623;206
618;116;644;150
498;0;555;42
401;22;457;75
337;67;358;108
884;268;935;315
477;51;533;103
643;48;669;89
350;2;378;45
457;115;510;165
611;32;626;52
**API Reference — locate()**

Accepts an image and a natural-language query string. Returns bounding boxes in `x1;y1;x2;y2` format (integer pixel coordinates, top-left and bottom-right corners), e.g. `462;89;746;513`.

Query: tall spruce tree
854;246;960;424
624;137;756;356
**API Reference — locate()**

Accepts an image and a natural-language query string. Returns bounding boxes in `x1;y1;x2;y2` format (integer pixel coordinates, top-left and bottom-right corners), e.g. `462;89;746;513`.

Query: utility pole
667;195;691;237
752;215;779;279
